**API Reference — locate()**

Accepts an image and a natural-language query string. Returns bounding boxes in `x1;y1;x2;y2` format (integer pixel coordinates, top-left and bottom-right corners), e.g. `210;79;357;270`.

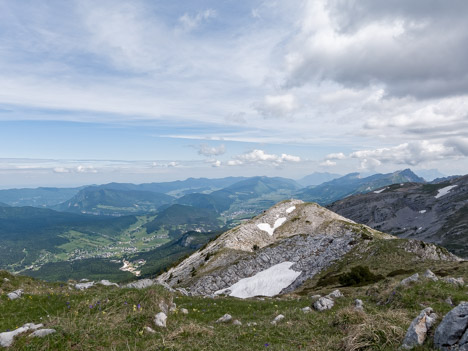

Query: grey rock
98;280;119;287
310;294;321;301
354;299;364;311
0;323;43;347
144;326;156;334
3;278;9;282
75;282;95;290
154;312;167;328
442;277;465;287
29;329;56;338
125;279;155;289
180;308;189;314
159;301;169;314
271;314;285;325
445;297;454;306
434;302;468;350
326;289;344;299
401;273;420;286
423;269;438;282
313;297;334;311
233;319;242;326
401;307;437;349
216;314;232;323
301;306;312;313
247;322;257;326
79;278;89;282
7;289;23;300
169;303;177;313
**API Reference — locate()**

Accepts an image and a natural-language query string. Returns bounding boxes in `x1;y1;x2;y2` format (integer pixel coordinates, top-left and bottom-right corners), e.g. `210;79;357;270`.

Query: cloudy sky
1;0;467;187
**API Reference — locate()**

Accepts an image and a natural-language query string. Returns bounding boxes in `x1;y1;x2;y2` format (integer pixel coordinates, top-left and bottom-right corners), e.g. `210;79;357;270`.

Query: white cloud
254;94;299;118
197;144;226;157
53;167;71;173
76;165;98;173
350;140;461;168
325;152;346;160
227;149;301;167
178;9;217;32
320;160;336;167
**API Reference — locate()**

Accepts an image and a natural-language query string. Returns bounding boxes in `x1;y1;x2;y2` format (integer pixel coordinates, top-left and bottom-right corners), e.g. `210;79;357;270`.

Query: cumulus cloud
197;143;226;157
350;140;462;169
325;152;346;160
178;9;217;32
227;149;301;167
285;0;468;99
254;94;299;118
320;160;336;167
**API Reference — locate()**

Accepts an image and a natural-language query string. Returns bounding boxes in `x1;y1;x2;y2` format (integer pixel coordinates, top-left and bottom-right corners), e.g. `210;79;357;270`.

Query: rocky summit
157;200;458;298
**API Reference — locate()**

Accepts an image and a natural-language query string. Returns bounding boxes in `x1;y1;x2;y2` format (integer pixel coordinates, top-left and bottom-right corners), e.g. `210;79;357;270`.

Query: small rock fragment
7;289;23;300
401;273;420;286
144;326;156;334
3;278;9;282
401;307;437;349
98;280;119;287
423;269;438;282
313;297;334;311
326;289;344;299
301;307;312;313
233;319;242;326
216;314;232;323
154;312;167;328
29;329;56;338
246;322;257;326
169;302;177;313
310;295;321;301
445;297;454;306
271;314;285;325
180;308;189;315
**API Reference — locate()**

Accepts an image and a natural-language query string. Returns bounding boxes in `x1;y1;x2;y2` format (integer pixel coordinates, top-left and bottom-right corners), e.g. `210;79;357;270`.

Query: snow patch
257;217;287;236
373;188;387;194
419;210;426;214
215;262;301;299
435;185;458;199
286;206;296;214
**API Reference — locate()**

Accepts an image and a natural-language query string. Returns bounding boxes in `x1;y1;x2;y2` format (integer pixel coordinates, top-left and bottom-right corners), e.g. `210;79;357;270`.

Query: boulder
75;282;95;290
216;314;232;323
434;302;468;350
313;297;334;311
271;314;285;325
423;269;438;282
98;280;119;287
0;323;42;347
326;289;344;299
29;329;56;338
442;277;464;287
125;279;155;289
401;307;437;349
401;273;420;286
154;312;167;328
7;289;23;300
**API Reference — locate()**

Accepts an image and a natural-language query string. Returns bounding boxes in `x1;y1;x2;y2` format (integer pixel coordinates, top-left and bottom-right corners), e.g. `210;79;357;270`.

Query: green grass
2;267;468;350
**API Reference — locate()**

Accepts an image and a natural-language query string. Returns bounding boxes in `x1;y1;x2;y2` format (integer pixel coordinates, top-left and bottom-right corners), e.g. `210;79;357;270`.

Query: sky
0;0;467;188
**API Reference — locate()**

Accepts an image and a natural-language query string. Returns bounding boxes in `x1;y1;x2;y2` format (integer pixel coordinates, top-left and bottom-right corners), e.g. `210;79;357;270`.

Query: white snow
373;188;387;194
256;217;287;236
435;185;458;199
215;262;301;299
419;210;426;214
286;206;296;214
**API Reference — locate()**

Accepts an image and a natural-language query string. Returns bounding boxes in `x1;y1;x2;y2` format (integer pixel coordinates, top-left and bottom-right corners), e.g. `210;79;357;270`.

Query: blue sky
1;0;467;187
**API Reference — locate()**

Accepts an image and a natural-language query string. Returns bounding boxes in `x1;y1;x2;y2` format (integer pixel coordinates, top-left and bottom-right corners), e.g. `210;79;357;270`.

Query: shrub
339;266;384;287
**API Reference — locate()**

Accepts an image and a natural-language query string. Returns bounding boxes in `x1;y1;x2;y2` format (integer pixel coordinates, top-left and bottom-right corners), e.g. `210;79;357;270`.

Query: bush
339;265;384;287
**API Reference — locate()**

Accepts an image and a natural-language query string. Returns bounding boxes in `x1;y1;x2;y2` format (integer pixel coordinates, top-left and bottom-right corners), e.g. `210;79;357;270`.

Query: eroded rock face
401;307;437;349
434;302;468;350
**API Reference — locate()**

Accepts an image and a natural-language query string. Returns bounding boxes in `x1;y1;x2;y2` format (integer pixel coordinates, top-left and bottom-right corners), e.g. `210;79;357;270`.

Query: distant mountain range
296;172;342;187
295;169;424;205
328;174;468;257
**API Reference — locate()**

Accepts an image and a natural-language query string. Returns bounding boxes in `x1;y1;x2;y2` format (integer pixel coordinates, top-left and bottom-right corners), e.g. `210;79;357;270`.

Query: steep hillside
56;187;174;216
157;200;457;297
144;204;222;237
174;192;233;213
0;202;10;207
328;174;468;257
296;169;424;205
